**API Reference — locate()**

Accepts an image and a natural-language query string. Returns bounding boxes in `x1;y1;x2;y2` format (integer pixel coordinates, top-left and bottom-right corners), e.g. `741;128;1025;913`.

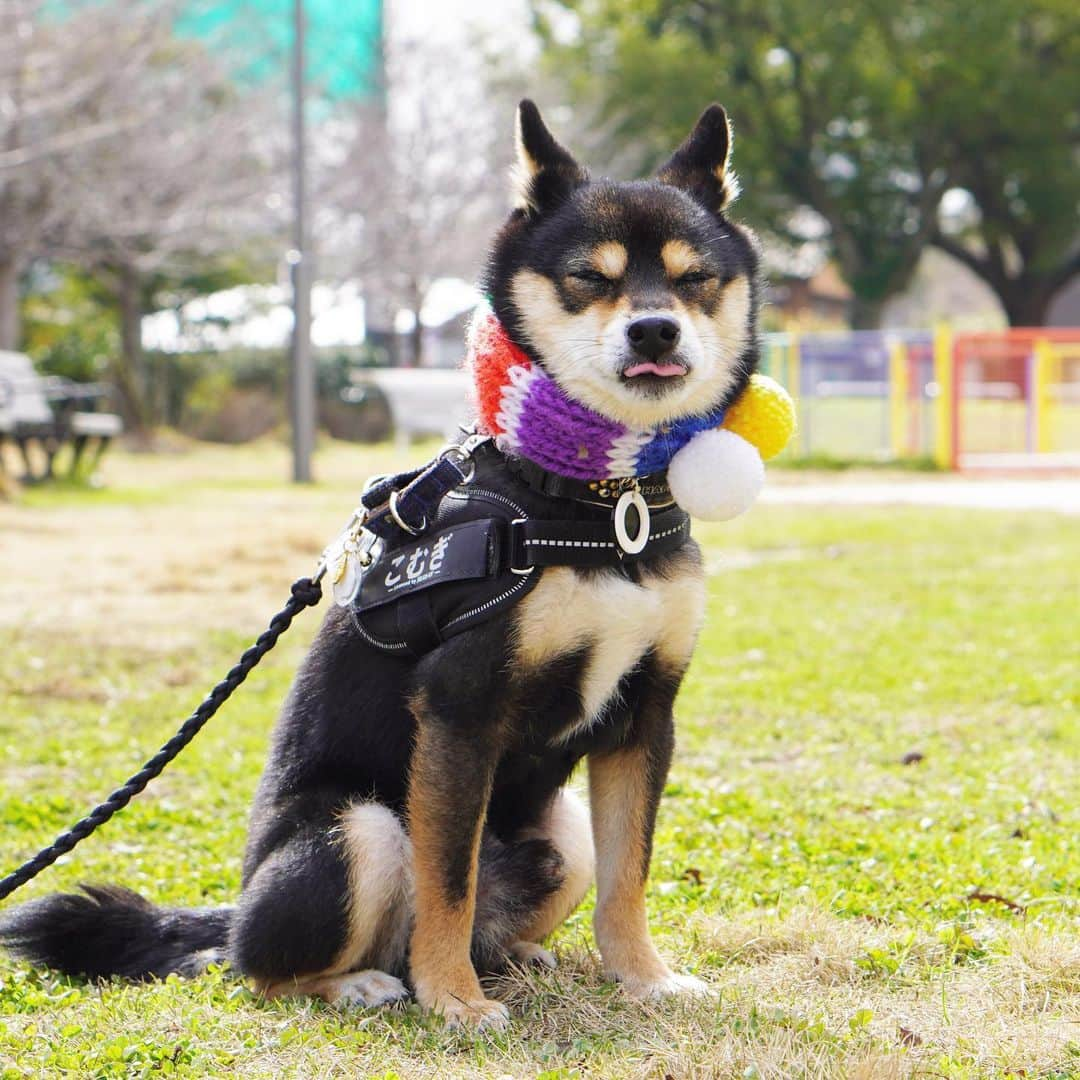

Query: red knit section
469;313;531;434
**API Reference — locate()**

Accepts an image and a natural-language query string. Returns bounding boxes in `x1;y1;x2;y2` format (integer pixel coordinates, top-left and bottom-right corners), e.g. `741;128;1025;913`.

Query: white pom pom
667;428;764;521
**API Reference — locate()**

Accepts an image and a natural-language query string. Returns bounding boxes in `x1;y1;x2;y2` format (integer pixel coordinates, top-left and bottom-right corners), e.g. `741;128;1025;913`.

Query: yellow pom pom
721;373;796;460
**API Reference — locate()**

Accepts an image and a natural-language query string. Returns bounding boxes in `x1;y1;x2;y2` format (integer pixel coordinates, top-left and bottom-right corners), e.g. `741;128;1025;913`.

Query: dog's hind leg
506;789;594;967
234;801;412;1008
490;790;600;967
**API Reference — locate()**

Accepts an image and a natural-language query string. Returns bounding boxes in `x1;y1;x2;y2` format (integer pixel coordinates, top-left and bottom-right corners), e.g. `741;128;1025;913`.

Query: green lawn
0;443;1077;1078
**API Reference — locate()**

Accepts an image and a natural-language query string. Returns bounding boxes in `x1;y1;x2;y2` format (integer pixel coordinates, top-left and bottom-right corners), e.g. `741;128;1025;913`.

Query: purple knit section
513;375;621;479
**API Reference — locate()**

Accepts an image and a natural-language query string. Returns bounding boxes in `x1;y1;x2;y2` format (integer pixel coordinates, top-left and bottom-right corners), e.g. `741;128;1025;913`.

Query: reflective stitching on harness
442;573;535;631
521;520;687;550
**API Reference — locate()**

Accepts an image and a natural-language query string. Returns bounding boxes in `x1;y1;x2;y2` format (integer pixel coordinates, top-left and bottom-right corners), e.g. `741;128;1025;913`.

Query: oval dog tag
613;488;650;555
332;552;361;607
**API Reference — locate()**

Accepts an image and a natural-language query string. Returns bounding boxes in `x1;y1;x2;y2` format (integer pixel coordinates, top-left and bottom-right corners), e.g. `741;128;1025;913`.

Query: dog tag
331;548;362;607
613;488;650;555
322;522;380;608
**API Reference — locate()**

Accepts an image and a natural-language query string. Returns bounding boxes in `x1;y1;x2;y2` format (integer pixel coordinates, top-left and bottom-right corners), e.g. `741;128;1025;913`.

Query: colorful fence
762;328;1080;468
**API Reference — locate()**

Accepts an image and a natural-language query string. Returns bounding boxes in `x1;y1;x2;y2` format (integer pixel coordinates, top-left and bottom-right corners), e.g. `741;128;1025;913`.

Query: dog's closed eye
567;268;614;285
675;270;715;286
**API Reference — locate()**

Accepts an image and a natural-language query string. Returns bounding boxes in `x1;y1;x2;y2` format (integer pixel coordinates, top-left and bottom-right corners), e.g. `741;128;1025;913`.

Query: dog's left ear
657;104;740;214
512;99;587;215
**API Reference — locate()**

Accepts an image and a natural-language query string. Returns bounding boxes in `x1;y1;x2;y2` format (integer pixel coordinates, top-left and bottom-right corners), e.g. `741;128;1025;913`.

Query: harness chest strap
356;505;692;614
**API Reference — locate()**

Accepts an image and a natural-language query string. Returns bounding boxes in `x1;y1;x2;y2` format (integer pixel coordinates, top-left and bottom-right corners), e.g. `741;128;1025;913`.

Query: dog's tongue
623;361;687;378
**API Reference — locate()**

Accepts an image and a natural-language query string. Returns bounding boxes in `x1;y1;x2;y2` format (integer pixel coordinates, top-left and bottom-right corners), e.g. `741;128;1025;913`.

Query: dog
0;100;761;1030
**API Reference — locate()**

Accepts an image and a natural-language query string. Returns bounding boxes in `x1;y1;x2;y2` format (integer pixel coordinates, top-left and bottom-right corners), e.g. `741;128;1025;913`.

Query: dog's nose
626;316;681;359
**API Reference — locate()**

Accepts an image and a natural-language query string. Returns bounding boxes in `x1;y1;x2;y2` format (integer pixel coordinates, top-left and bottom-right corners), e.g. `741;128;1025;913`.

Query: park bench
344;368;471;447
0;350;123;482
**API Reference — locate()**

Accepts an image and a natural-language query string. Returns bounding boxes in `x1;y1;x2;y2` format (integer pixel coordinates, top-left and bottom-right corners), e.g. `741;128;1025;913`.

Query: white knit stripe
493;363;539;440
606;429;652;476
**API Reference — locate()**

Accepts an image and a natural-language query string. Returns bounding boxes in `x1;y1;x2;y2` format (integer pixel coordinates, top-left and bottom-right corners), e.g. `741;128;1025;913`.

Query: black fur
0;885;232;980
1;101;761;1005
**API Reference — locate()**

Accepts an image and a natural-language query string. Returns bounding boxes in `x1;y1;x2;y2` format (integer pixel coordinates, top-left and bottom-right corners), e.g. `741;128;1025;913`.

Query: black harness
329;434;691;656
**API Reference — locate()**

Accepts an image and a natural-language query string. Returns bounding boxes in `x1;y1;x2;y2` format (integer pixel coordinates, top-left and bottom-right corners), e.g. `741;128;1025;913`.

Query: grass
1;441;1078;1078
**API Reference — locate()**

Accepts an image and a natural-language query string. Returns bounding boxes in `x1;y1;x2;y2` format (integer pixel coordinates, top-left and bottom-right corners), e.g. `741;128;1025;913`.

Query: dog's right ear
657;104;739;214
512;100;587;215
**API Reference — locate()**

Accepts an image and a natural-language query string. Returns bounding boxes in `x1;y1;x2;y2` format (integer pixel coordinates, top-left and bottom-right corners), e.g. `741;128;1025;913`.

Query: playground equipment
762;327;1080;469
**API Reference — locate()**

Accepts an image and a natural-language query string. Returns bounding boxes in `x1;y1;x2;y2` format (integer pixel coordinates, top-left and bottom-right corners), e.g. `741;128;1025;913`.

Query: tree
537;0;1078;327
54;43;281;428
320;26;513;365
928;2;1079;325
0;0;178;348
1;1;283;428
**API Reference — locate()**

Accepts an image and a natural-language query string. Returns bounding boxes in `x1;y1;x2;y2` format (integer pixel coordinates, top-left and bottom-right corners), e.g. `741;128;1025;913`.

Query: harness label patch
356;518;497;612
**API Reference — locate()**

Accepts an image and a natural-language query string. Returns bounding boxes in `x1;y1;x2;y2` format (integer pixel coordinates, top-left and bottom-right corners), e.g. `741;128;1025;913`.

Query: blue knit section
634;405;727;474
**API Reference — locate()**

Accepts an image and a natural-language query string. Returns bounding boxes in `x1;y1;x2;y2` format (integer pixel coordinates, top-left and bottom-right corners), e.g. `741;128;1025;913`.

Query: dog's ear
657;104;739;214
512;99;587;214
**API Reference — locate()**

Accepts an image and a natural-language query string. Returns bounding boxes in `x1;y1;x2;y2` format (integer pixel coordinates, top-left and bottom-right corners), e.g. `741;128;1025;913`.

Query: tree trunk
849;294;886;330
997;282;1053;327
110;264;150;435
408;313;424;368
0;256;20;351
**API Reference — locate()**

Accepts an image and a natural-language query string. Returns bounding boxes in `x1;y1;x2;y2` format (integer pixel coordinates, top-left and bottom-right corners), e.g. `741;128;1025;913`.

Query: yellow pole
889;341;909;459
1033;339;1057;453
786;331;801;454
933;324;954;469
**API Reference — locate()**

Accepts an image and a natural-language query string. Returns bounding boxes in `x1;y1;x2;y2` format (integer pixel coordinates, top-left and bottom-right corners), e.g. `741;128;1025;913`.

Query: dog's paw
621;971;715;1001
433;995;510;1032
508;940;557;969
331;969;410;1008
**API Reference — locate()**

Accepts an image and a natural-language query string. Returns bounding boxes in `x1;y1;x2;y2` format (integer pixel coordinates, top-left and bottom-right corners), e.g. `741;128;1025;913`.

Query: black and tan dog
0;101;761;1029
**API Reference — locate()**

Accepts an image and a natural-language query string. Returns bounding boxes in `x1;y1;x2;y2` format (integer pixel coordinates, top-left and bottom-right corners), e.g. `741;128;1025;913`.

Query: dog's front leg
407;700;507;1030
588;668;709;1000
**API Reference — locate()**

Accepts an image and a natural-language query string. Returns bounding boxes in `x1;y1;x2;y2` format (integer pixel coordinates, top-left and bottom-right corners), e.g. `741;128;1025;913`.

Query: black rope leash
0;576;323;903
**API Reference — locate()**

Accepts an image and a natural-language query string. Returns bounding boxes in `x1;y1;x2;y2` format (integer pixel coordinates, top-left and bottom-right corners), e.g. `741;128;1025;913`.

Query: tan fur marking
514;556;706;740
331;802;413;975
661;239;699;279
516;567;658;731
651;552;707;670
713;163;741;206
510;109;540;211
406;711;501;1025
589;748;673;990
260;968;408;1007
591;240;628;279
510;267;747;429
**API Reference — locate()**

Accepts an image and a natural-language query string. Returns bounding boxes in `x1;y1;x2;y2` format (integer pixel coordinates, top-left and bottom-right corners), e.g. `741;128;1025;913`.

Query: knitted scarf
467;307;727;481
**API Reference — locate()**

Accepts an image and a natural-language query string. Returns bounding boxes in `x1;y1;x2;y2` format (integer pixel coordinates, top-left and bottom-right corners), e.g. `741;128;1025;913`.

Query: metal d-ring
440;448;476;485
613;488;650;555
388;490;426;536
438;438;486;485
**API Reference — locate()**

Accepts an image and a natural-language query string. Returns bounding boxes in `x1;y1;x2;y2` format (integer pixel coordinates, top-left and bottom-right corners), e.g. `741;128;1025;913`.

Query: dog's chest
513;561;705;736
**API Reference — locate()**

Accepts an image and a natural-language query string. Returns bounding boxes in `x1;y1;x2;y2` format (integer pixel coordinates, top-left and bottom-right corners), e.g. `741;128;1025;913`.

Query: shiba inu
0;100;761;1030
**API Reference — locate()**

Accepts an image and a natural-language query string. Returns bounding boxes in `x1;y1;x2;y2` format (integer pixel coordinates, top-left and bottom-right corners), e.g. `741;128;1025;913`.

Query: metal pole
290;0;315;483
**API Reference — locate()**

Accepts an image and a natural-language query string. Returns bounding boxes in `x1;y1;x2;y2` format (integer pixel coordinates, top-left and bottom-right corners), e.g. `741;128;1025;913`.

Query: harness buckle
508;518;537;576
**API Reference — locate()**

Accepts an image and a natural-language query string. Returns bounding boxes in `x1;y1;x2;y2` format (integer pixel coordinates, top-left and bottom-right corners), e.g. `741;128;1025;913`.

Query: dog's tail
0;884;234;980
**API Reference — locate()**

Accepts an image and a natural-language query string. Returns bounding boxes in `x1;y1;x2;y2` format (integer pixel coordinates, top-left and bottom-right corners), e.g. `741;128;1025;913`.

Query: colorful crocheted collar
467;306;727;482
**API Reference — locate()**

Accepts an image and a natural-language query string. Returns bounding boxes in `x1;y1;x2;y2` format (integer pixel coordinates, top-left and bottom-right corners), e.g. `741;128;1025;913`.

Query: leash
0;439;482;905
0;577;323;903
0;430;684;903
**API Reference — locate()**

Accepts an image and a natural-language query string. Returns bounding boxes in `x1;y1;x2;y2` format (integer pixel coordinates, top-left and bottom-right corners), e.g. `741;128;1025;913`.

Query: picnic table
0;350;123;482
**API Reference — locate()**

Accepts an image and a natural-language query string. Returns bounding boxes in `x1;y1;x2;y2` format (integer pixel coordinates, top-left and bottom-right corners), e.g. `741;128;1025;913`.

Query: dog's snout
626;316;681;359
